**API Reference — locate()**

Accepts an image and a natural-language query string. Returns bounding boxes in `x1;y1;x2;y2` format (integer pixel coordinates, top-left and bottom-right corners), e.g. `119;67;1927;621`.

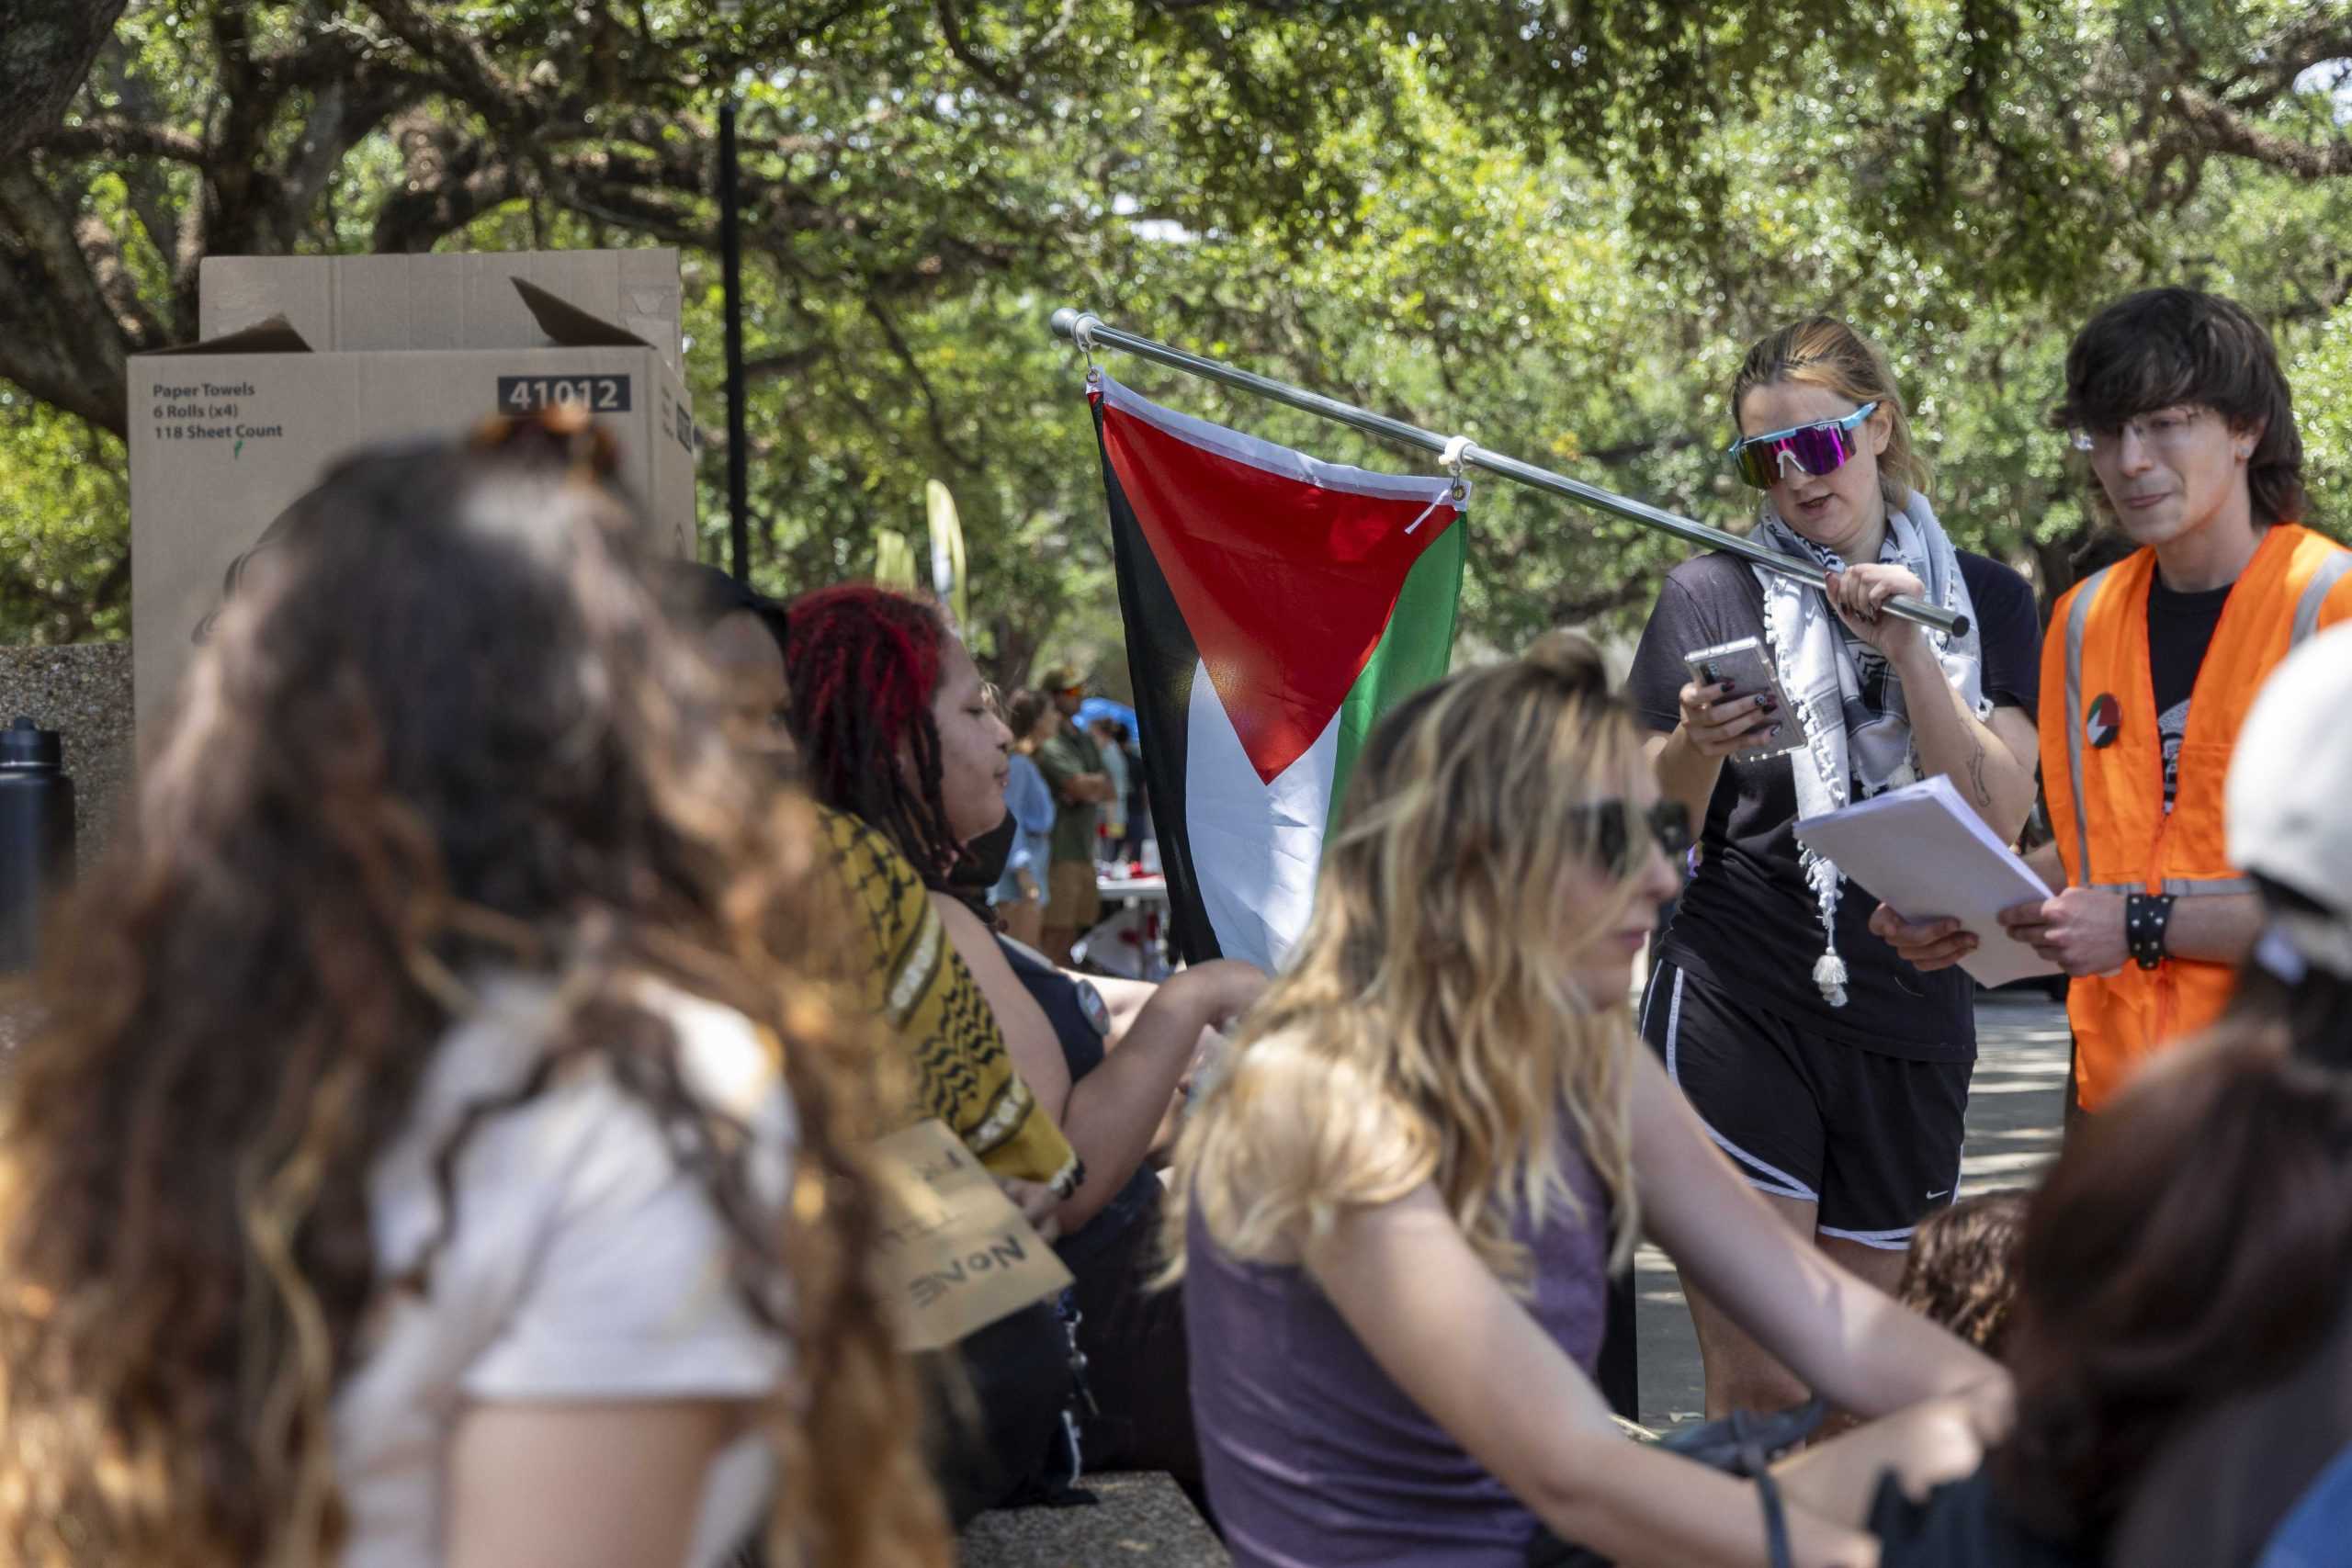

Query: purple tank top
1183;1134;1611;1568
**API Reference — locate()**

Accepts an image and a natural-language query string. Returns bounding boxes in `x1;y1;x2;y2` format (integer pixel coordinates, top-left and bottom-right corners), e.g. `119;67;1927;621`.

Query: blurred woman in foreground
0;413;944;1568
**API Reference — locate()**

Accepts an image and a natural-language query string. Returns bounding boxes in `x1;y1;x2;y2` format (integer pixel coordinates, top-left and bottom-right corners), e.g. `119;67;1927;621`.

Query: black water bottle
0;716;75;974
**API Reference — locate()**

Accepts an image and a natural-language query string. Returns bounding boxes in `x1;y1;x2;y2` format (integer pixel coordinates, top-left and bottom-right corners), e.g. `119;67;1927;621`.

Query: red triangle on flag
1100;396;1459;784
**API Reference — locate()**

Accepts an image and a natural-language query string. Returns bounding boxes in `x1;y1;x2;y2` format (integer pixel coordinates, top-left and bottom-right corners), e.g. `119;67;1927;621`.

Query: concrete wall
0;642;134;864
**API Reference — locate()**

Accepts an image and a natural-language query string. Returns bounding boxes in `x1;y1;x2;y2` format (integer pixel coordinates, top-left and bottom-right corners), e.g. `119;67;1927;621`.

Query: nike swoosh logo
1926;1190;1951;1200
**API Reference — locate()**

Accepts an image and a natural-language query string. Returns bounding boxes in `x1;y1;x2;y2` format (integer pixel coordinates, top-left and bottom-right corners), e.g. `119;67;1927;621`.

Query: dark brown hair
1896;1190;2029;1357
1995;1032;2352;1544
2234;877;2352;1072
0;421;947;1567
1007;687;1053;746
2053;288;2307;527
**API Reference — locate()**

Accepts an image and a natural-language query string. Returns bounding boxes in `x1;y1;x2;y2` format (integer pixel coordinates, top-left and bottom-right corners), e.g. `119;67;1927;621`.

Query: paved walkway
1634;993;2071;1430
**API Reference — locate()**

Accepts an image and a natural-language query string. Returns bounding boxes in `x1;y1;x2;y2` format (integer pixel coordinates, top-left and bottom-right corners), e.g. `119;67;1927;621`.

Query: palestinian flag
1089;374;1466;970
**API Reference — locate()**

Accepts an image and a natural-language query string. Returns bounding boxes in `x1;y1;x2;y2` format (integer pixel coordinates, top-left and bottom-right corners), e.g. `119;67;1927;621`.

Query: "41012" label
496;374;631;412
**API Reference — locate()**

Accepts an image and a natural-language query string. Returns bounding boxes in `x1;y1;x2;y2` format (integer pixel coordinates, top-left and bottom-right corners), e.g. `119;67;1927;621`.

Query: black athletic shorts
1638;957;1973;1248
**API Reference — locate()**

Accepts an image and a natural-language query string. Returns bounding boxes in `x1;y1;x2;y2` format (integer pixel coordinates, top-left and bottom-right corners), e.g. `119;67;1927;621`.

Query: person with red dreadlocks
664;563;1086;1523
786;582;1267;1500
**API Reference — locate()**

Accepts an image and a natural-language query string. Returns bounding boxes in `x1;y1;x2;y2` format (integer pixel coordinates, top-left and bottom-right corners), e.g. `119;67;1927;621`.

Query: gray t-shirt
1182;1134;1610;1567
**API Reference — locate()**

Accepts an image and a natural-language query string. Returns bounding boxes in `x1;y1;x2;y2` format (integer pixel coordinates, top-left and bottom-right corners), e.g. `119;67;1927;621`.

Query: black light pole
719;100;750;583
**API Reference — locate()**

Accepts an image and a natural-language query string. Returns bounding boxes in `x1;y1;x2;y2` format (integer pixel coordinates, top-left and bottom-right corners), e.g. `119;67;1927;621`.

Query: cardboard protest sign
869;1118;1072;1352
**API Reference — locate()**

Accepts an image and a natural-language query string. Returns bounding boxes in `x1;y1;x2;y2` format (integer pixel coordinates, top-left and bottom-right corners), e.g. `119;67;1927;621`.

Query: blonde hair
1163;633;1645;1292
1731;316;1929;510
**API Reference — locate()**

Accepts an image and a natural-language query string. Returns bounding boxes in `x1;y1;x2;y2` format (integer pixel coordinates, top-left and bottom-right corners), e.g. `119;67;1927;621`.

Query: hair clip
468;404;620;480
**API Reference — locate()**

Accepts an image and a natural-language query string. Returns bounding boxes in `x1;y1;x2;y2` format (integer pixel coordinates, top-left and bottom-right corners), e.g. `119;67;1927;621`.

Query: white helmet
2228;620;2352;977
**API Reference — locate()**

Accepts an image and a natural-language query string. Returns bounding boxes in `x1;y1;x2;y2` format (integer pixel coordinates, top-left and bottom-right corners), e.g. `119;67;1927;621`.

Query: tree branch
862;295;978;469
266;24;380;91
356;0;541;125
932;0;1032;102
371;110;523;252
2208;13;2352;102
743;344;829;383
32;118;206;162
374;160;525;252
72;208;165;349
0;0;131;161
2167;84;2352;178
0;165;131;433
80;36;195;333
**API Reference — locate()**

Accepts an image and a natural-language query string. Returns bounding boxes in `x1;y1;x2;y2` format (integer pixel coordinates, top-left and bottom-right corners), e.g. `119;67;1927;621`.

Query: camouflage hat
1037;663;1086;693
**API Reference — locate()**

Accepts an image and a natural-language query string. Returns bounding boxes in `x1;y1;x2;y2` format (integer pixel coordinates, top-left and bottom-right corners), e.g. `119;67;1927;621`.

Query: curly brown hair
1894;1189;2029;1357
0;418;948;1567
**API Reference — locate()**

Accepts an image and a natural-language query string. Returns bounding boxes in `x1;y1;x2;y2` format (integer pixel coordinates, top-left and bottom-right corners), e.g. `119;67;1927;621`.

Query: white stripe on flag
1183;658;1338;972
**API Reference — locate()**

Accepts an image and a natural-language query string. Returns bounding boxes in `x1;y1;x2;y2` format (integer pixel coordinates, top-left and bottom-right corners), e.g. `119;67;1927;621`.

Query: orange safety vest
2041;522;2352;1110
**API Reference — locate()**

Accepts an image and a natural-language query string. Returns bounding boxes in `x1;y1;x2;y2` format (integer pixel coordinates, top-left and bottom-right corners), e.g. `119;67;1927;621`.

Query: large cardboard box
199;248;684;368
130;258;697;738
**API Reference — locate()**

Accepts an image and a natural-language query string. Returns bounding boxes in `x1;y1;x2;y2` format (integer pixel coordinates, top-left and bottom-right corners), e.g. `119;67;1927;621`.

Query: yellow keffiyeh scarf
819;807;1082;1197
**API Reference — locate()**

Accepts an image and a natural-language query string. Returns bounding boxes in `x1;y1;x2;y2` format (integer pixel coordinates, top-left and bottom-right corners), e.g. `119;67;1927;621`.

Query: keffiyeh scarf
1751;490;1987;1006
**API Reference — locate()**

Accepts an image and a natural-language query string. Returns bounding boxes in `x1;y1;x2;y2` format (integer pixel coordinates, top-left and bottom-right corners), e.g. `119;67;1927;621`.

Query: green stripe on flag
1328;518;1466;834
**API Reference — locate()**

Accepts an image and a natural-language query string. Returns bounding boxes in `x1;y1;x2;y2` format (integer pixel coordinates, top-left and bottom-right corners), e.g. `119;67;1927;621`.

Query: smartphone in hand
1682;636;1803;764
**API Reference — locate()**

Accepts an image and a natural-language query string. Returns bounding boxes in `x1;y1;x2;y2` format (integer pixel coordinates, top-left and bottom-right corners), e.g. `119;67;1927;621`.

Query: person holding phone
1626;317;2042;1421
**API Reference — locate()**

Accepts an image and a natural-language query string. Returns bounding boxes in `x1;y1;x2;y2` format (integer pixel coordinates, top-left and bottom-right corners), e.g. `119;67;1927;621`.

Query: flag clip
1406;434;1473;531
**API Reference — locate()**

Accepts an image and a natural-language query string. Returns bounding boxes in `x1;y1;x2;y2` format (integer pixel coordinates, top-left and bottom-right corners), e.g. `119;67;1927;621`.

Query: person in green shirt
1032;664;1114;964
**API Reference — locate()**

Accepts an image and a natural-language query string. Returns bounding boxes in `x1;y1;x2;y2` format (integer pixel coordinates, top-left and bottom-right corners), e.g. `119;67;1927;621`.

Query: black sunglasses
1567;799;1692;875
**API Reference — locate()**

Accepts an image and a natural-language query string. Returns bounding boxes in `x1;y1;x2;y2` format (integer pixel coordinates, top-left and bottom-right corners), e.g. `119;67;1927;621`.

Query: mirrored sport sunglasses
1568;798;1693;876
1725;400;1878;489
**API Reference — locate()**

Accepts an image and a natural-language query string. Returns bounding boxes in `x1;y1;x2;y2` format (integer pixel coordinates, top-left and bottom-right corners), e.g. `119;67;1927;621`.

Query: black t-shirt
1627;550;2041;1058
996;935;1159;1267
2146;575;2232;812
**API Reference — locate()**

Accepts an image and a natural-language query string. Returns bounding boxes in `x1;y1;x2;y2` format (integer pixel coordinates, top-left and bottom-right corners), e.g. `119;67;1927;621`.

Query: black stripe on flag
1092;397;1221;964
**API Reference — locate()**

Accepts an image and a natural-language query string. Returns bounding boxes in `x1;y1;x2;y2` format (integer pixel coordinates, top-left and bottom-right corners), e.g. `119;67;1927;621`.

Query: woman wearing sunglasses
1626;318;2043;1424
1167;634;2011;1567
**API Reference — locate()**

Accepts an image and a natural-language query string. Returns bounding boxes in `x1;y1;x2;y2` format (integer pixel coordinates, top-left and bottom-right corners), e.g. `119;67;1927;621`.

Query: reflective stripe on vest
2086;877;2257;897
2062;563;2116;887
2294;551;2352;646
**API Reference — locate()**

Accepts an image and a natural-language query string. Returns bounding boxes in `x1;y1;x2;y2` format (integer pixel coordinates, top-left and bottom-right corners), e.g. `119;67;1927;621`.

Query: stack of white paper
1794;774;2061;989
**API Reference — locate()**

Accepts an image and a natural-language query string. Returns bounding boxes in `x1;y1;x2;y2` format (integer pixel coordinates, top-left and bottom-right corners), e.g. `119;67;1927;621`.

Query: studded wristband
2126;892;2176;971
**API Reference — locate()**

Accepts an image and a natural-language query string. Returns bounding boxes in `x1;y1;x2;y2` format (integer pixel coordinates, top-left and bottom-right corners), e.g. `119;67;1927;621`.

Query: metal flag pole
1047;308;1970;638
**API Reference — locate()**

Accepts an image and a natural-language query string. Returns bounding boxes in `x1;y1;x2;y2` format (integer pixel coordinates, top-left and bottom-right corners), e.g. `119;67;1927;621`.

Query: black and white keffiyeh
1751;490;1988;1006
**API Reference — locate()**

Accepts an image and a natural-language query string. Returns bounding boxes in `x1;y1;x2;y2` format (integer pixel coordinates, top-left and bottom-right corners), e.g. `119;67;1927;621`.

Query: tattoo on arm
1966;737;1992;807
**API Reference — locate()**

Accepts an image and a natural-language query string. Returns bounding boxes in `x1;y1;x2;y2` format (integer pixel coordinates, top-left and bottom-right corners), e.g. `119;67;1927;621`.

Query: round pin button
2086;693;2121;750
